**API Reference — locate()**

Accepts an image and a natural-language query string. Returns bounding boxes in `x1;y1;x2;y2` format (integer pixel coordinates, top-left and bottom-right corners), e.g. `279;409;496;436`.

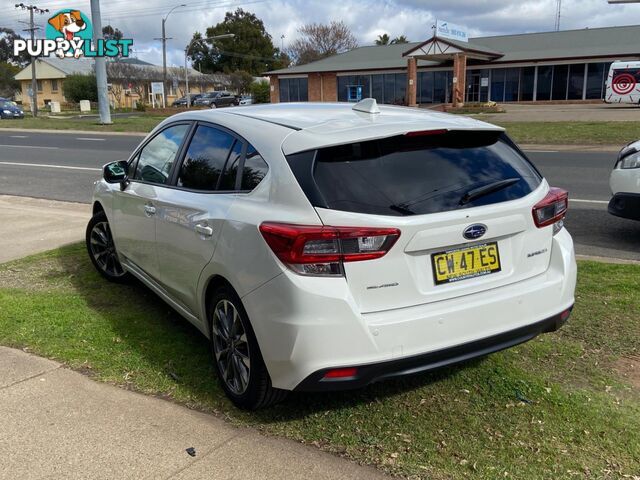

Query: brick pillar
321;73;337;101
269;76;280;103
308;73;321;101
406;57;417;107
452;53;467;107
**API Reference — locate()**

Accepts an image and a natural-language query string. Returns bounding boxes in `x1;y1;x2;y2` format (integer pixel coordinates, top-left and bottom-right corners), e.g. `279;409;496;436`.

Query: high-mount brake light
404;129;448;137
532;187;568;229
259;223;400;277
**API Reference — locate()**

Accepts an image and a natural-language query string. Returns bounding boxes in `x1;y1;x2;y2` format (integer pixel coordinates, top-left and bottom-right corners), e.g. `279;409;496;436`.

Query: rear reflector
532;187;568;228
259;223;400;276
323;368;358;379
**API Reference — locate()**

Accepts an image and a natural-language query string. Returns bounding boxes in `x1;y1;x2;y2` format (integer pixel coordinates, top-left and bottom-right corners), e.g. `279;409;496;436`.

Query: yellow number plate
431;242;501;285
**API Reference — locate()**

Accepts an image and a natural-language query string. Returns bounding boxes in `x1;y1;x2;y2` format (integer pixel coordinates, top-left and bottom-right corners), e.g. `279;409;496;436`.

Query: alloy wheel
212;299;251;395
89;221;125;277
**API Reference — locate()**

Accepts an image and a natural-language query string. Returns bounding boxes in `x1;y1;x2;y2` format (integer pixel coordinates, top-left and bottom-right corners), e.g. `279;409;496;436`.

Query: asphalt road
0;130;638;261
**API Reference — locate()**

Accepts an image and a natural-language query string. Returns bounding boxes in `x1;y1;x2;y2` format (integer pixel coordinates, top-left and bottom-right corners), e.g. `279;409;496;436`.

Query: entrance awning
402;36;504;62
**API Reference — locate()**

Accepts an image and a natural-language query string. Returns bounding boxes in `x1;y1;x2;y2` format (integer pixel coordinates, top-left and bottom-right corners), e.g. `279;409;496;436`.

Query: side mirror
103;160;129;184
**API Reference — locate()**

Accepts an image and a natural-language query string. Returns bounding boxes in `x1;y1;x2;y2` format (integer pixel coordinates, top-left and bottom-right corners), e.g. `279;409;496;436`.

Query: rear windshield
287;131;542;216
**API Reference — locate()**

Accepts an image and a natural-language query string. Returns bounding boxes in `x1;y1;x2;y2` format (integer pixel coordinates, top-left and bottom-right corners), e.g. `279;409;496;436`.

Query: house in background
14;57;231;109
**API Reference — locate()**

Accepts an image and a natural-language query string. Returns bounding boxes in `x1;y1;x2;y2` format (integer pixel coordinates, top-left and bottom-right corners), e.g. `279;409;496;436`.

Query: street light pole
184;34;235;108
156;4;186;103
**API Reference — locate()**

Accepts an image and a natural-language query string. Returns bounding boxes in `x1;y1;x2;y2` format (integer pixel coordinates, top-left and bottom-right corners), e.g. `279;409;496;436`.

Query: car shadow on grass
53;244;487;419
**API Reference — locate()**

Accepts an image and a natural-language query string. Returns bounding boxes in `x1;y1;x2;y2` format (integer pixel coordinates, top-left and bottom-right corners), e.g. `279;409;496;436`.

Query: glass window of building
490;69;506;102
536;66;553;101
552;65;568;100
371;74;384;103
567;64;586;100
519;67;535;101
585;63;607;99
504;68;520;102
418;71;434;103
279;78;308;102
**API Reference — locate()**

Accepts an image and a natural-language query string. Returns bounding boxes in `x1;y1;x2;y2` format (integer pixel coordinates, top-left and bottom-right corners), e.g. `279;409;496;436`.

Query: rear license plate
431;242;501;285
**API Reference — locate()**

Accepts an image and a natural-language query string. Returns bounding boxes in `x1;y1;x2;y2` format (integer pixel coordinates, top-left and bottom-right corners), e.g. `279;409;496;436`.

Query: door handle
144;204;156;216
195;223;213;237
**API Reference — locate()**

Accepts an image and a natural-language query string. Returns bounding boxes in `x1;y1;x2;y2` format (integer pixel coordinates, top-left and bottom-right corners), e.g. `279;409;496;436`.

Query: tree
192;9;283;75
375;33;390;45
391;35;409;44
102;25;123;41
63;74;98;103
0;28;30;66
229;70;254;94
288;21;358;65
249;80;270;103
0;62;20;98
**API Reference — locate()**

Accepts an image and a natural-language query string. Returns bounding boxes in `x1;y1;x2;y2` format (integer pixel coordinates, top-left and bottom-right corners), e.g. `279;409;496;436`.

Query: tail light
259;222;400;277
532;187;568;232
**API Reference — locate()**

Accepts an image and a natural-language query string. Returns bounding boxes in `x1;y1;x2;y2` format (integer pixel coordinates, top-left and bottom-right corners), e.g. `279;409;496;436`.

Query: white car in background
609;140;640;221
86;100;577;409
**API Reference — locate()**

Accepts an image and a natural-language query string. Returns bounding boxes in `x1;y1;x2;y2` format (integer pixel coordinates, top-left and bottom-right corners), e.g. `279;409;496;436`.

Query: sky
4;0;640;67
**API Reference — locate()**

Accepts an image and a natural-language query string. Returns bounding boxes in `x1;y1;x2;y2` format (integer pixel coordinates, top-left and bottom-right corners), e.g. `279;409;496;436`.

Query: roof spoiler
352;98;380;114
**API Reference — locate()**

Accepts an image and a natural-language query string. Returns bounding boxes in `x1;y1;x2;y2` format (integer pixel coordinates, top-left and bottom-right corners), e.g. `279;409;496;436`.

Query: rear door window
177;125;236;191
292;131;541;216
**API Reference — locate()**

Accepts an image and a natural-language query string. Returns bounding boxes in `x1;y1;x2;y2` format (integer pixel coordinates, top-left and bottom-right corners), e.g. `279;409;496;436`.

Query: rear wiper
389;204;416;216
459;178;520;206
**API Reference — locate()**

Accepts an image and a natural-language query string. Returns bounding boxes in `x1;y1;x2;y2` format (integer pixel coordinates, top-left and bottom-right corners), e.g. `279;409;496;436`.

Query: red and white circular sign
612;73;636;95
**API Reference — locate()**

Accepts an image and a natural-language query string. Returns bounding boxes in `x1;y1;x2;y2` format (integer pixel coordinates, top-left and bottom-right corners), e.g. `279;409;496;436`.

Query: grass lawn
495;121;640;146
0;115;168;133
0;245;639;479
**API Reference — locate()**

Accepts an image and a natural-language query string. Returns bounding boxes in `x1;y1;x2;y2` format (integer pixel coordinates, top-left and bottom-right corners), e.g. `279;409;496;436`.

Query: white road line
76;137;106;141
0;161;100;172
0;144;58;150
9;135;28;138
572;198;609;205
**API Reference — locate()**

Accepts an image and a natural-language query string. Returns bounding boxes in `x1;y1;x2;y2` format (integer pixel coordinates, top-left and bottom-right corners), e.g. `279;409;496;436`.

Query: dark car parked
0;100;24;119
193;91;239;108
172;94;203;107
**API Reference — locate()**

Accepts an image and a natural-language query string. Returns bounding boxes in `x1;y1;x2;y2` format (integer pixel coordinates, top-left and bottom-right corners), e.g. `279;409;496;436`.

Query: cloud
70;0;640;66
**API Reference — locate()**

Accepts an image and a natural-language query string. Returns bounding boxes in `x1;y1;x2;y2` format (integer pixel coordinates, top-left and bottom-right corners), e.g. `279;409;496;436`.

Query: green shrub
249;80;270;104
63;74;98;103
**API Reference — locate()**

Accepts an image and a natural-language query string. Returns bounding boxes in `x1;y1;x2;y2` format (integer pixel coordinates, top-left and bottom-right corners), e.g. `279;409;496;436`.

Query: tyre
86;210;130;282
209;286;287;409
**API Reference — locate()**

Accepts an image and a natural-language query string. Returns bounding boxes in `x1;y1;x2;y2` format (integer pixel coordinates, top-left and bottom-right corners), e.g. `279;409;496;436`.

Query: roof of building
267;24;640;75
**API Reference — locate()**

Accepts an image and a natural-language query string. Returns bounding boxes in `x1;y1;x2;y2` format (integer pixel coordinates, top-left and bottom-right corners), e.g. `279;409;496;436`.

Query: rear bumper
608;192;640;221
295;307;572;391
242;228;577;391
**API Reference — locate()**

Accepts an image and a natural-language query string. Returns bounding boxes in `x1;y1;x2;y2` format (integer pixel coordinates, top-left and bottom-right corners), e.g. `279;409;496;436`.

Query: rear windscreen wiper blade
459;178;520;206
389;204;416;216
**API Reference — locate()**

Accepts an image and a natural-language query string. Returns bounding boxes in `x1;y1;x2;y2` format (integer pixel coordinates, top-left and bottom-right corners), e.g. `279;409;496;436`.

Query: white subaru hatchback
87;100;577;409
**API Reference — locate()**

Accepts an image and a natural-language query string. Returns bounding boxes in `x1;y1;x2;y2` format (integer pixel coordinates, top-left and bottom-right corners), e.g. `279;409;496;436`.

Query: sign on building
151;82;165;95
436;20;468;43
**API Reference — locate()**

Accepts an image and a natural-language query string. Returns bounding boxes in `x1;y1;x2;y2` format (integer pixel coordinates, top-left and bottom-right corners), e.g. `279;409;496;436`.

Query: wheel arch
202;274;239;338
92;201;105;215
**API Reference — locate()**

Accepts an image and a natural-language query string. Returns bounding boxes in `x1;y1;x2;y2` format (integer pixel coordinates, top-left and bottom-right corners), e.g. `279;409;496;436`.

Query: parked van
605;61;640;105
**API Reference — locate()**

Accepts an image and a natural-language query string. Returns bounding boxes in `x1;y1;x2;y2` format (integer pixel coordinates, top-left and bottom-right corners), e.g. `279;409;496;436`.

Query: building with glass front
266;25;640;107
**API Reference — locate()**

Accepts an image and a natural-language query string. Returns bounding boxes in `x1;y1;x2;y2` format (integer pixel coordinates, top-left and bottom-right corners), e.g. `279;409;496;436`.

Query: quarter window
241;145;268;190
177;125;235;191
132;124;189;185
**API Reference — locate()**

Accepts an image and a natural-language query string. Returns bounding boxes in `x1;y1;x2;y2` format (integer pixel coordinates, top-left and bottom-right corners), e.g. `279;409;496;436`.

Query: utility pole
555;0;562;31
156;4;186;101
15;3;49;117
90;0;111;124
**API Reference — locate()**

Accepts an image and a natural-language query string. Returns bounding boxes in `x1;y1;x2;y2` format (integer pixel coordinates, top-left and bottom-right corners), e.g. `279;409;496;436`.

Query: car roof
161;101;504;155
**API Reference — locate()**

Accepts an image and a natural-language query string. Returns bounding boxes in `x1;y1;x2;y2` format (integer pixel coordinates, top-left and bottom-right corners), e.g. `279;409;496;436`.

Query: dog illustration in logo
48;10;86;58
